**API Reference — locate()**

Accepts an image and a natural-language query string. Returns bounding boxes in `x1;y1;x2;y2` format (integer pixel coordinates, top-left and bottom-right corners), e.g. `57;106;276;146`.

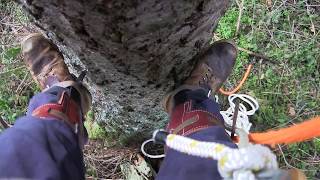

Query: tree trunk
17;0;229;141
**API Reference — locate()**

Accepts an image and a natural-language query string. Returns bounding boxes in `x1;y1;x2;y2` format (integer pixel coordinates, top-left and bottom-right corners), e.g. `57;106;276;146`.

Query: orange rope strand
233;116;320;146
219;64;253;95
218;63;320;145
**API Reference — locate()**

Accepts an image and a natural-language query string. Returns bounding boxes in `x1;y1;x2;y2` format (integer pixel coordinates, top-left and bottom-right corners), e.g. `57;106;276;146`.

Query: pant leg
173;89;224;122
0;87;84;180
157;89;237;180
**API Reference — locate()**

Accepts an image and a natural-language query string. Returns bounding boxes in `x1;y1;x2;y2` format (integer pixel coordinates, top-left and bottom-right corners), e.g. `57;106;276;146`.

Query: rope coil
220;94;259;134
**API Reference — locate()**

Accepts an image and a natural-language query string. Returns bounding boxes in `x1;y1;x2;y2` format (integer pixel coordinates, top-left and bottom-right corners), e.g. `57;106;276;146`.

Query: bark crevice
17;0;229;139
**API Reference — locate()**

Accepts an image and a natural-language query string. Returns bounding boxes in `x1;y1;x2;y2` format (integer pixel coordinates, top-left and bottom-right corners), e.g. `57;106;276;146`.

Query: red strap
32;91;81;124
167;100;223;136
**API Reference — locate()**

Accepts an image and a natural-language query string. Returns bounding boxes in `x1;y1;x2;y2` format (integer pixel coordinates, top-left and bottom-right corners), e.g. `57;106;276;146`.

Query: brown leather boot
22;33;92;147
21;33;74;89
163;40;237;113
21;33;92;115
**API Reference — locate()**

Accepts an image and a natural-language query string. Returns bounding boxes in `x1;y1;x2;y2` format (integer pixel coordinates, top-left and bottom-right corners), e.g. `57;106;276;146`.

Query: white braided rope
220;94;259;134
142;94;276;179
165;134;278;179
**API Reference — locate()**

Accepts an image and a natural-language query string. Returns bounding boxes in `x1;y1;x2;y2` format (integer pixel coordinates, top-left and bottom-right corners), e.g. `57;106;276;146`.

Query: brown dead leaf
266;0;272;7
283;86;289;95
287;105;296;117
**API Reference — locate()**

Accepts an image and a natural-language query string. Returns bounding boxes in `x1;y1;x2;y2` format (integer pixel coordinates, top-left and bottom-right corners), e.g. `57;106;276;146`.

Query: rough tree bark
17;0;229;141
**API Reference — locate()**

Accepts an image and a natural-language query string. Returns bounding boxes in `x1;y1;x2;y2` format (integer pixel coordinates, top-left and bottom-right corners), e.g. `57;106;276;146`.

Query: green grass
215;0;320;177
1;0;320;178
84;111;109;140
0;1;108;141
0;0;38;131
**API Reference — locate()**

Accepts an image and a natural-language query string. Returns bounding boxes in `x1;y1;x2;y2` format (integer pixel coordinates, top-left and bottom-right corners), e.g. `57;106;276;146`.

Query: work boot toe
163;40;237;113
21;33;74;89
184;40;237;92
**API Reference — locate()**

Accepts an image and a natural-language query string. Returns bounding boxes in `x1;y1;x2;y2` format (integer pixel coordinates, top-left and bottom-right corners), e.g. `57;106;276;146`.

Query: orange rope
218;63;320;145
233;116;320;146
219;64;253;95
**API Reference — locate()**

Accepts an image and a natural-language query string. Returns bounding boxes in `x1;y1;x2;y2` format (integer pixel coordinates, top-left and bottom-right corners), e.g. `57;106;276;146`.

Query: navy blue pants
0;87;235;179
157;89;236;180
0;87;85;179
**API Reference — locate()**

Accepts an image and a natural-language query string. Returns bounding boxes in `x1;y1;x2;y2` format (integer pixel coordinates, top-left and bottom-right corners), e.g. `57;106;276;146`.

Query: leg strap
167;100;224;136
32;91;82;128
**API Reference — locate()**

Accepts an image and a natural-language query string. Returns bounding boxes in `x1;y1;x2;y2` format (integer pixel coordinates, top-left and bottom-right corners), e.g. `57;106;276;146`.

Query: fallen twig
277;144;296;169
16;73;28;94
237;47;279;64
84;141;137;179
213;33;279;64
305;1;316;36
0;117;11;129
235;0;244;36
